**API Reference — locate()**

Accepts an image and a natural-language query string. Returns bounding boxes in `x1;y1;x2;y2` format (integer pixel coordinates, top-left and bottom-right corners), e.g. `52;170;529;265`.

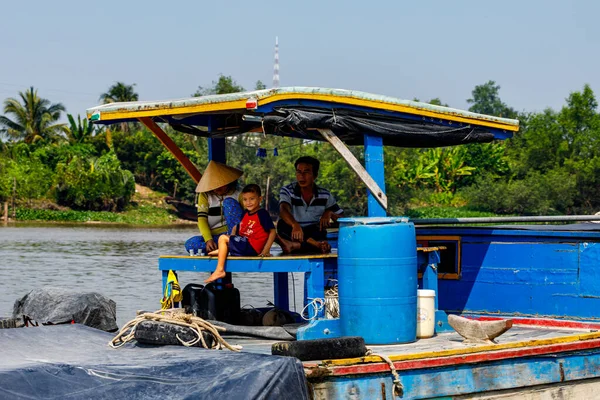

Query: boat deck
223;322;598;364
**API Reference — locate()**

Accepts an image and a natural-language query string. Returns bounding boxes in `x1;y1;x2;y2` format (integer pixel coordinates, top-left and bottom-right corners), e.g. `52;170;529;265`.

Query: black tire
134;320;215;348
272;336;366;361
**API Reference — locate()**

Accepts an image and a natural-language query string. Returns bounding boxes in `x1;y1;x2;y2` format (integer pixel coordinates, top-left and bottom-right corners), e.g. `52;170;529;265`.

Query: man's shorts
229;235;258;256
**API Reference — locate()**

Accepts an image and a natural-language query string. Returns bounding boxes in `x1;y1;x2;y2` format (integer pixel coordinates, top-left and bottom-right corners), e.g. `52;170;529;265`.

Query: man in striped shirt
277;156;344;254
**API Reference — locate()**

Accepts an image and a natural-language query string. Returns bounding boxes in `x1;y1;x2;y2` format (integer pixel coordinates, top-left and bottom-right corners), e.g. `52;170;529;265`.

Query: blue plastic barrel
337;217;417;344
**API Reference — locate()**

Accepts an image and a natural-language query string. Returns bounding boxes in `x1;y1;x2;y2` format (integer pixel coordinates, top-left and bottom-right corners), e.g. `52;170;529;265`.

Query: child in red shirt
205;184;276;283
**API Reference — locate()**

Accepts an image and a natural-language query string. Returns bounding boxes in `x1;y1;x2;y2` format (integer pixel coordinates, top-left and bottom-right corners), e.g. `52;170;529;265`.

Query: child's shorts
229;235;258;256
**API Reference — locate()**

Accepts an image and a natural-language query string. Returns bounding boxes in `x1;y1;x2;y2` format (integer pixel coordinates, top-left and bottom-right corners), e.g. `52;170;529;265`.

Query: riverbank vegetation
1;77;599;224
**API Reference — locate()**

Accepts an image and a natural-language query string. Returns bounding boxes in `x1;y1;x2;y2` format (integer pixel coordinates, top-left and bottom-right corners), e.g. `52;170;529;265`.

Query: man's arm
280;203;304;242
279;202;297;226
320;193;344;230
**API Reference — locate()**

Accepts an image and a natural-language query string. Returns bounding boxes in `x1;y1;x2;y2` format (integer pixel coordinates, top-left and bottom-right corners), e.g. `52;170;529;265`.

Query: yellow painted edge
91;93;518;132
259;93;519;132
89;98;248;120
159;254;338;260
322;331;600;367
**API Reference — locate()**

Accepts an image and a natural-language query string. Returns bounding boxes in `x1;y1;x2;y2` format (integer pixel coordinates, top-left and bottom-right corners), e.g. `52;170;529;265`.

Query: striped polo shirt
279;182;343;227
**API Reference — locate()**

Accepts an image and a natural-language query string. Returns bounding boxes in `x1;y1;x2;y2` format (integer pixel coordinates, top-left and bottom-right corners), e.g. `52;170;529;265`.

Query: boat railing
411;215;600;225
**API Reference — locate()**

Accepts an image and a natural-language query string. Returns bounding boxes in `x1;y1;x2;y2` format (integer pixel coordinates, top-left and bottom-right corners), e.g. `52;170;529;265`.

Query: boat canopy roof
87;87;519;148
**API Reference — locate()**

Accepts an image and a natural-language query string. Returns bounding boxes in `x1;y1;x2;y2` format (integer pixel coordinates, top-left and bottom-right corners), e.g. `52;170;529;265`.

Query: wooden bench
159;254;338;319
159;246;445;325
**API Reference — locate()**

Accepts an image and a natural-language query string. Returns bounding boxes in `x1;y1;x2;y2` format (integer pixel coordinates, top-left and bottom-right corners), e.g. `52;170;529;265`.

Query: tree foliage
467;80;517;118
193;75;244;96
99;82;139;103
0;87;66;143
53;152;135;211
65;114;95;144
2;78;600;218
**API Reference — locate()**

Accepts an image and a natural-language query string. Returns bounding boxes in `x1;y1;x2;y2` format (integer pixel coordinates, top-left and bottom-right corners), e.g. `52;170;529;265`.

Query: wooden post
138;117;202;184
317;129;387;213
3;201;7;223
12;177;16;219
265;176;271;212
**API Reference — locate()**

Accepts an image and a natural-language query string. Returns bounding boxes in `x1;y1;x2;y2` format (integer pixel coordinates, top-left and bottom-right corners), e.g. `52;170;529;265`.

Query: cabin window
416;236;461;280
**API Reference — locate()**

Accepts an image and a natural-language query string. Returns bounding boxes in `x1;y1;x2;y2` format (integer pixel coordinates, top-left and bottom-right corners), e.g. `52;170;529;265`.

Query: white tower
272;36;280;88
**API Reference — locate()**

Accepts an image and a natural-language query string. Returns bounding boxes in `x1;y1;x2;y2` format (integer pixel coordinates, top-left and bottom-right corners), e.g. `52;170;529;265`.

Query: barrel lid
338;217;409;226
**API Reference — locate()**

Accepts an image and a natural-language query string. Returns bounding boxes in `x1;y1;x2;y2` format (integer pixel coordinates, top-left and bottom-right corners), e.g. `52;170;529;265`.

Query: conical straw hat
195;161;243;193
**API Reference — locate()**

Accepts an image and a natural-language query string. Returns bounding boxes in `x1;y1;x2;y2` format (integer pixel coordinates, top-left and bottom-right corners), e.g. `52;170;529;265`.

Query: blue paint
296;319;342;341
159;256;328;316
363;134;386;217
315;348;600;399
337;217;417;344
208;138;226;163
207;117;226;163
416;226;600;321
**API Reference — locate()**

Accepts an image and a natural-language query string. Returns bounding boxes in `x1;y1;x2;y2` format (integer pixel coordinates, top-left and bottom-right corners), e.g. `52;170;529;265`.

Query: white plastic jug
417;289;436;338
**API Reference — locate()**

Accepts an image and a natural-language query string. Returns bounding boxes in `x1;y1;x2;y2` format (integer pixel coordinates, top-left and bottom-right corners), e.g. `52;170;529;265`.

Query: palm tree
99;82;139;104
99;82;139;132
65;114;95;144
0;87;66;143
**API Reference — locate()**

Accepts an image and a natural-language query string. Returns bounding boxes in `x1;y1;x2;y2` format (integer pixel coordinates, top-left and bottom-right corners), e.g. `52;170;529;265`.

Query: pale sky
1;0;598;119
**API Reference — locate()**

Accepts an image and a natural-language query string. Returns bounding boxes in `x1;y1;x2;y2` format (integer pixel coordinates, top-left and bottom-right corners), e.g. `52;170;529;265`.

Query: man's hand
291;222;304;242
320;210;335;230
205;239;218;253
258;251;272;257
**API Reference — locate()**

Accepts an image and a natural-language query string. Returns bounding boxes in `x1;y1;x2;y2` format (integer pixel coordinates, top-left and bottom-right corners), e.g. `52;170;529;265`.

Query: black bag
182;283;240;324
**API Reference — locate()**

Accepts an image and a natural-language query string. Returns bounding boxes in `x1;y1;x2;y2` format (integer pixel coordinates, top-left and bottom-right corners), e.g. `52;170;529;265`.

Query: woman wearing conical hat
184;161;244;255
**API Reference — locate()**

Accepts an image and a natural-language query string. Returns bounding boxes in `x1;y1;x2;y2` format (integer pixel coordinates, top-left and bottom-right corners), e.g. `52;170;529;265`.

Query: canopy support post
138;117;202;184
364;134;387;217
317;129;387;214
207;117;226;163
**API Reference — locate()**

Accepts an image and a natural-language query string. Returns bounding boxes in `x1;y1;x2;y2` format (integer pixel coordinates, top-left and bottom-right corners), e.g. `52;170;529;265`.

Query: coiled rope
324;283;339;319
109;308;241;352
301;282;340;320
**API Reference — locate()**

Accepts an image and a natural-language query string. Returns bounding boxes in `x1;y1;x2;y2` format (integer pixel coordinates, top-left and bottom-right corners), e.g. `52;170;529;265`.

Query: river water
0;224;305;328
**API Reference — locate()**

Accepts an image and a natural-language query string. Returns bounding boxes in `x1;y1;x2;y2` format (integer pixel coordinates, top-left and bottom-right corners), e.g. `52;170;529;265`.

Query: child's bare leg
205;235;229;283
276;234;301;254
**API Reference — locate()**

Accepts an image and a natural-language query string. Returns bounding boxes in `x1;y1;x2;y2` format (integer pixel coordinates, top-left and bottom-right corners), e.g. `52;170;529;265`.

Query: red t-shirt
237;209;275;254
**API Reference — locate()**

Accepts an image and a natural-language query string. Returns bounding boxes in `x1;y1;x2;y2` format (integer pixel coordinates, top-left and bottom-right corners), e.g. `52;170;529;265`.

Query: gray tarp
12;287;118;332
0;324;308;400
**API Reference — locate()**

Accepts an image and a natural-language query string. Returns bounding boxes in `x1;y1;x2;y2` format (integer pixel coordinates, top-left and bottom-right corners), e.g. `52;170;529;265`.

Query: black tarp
0;325;308;400
12;287;118;332
263;107;496;147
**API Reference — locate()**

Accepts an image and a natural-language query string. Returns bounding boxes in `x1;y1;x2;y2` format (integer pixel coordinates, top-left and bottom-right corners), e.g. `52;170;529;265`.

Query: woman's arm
197;193;214;244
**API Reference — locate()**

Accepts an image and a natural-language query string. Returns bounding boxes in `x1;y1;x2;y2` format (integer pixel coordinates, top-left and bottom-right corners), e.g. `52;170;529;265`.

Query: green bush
53;151;135;211
0;155;52;202
461;169;577;215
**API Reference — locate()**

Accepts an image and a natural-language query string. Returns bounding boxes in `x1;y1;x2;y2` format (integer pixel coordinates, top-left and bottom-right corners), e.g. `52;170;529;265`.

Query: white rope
366;348;404;397
324;284;339;319
109;308;241;352
301;298;325;321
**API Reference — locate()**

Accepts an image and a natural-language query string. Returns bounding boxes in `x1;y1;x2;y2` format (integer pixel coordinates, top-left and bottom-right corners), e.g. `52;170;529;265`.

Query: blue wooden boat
85;88;600;399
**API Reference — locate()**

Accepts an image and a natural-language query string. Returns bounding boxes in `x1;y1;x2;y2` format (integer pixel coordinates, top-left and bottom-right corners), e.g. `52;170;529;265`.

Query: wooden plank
475;316;600;330
464;378;600;399
321;331;600;367
322;338;600;376
139;117;202;183
160;254;338;260
317;128;388;210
